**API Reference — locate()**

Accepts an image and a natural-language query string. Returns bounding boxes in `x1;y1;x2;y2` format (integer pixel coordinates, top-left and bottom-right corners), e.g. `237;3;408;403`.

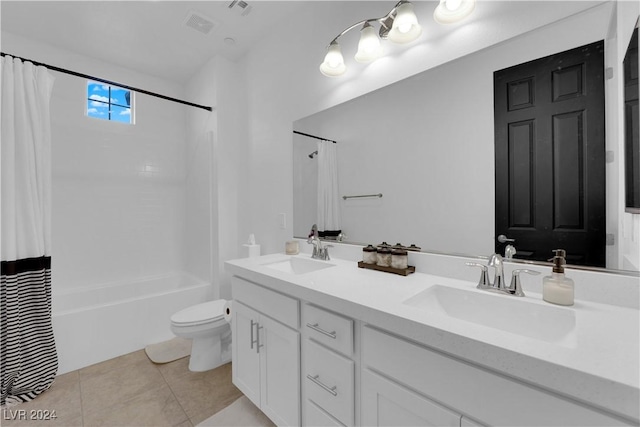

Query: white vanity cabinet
362;325;629;427
302;304;356;427
231;277;301;426
225;254;638;427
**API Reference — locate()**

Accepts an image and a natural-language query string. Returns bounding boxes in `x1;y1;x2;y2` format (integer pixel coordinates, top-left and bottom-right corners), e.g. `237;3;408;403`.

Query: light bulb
355;23;382;63
327;52;341;68
388;1;422;44
434;0;476;24
445;0;462;11
319;42;347;77
398;22;412;34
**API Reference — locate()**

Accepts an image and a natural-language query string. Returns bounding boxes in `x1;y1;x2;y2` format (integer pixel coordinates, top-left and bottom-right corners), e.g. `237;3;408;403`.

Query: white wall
186;55;245;300
610;0;640;270
237;1;627;263
1;32;191;291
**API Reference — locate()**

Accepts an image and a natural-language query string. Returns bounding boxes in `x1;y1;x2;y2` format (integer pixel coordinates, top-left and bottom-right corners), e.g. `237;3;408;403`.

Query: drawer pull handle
256;325;264;354
307;374;338;396
306;323;336;339
250;320;257;349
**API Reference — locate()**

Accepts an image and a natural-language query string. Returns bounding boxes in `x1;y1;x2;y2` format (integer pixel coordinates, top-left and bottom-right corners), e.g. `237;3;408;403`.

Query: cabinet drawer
232;276;299;329
305;400;345;427
363;326;627;426
303;304;353;356
305;340;354;427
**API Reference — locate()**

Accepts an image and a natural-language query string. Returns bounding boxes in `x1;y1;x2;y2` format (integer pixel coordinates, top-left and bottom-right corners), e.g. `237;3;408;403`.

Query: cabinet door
259;314;301;426
232;301;261;406
362;370;461;427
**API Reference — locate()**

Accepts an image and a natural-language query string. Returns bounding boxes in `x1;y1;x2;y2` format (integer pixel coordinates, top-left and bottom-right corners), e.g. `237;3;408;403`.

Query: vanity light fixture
433;0;476;24
319;0;422;77
354;22;383;63
320;41;347;77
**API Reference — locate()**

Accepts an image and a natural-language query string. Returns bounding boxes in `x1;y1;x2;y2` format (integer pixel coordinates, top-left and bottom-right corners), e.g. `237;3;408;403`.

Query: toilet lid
171;300;227;325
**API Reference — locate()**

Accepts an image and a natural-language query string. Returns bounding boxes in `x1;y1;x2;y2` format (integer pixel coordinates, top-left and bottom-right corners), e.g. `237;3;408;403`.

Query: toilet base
187;331;231;372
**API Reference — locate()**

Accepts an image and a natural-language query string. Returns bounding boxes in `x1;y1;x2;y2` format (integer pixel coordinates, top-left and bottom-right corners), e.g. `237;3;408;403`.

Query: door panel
553;110;584;229
260;315;300;427
494;41;605;267
232;302;261;406
508;120;535;228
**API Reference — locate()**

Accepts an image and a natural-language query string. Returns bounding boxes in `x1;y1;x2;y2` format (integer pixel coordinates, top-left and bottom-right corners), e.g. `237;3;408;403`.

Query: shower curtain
316;140;341;237
1;56;58;406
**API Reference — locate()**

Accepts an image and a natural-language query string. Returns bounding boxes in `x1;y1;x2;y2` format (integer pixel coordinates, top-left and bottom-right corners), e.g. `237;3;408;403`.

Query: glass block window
87;81;133;124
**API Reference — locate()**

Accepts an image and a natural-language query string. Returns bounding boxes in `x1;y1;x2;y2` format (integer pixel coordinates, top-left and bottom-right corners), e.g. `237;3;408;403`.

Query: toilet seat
171;300;226;327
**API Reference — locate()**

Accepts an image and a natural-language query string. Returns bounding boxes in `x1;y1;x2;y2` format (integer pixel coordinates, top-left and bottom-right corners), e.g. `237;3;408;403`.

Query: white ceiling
0;1;307;83
1;1;607;84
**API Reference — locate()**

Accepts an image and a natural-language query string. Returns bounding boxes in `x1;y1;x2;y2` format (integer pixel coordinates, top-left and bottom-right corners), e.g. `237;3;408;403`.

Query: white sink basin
262;256;336;275
403;285;576;344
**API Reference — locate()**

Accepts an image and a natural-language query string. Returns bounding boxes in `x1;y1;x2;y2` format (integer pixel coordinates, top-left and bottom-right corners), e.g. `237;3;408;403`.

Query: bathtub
52;272;212;374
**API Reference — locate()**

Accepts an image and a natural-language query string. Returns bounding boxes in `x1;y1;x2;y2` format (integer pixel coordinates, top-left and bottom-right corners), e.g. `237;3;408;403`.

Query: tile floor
1;350;245;427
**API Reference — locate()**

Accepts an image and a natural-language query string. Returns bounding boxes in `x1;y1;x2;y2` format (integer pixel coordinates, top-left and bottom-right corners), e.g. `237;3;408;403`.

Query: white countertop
225;252;640;423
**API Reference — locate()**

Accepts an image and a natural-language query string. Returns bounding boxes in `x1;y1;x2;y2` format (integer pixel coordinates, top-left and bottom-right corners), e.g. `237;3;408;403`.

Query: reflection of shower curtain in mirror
317;140;341;236
1;56;58;406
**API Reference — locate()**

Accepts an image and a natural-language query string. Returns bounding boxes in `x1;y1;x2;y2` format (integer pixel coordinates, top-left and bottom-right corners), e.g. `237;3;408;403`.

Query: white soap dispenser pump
542;249;574;306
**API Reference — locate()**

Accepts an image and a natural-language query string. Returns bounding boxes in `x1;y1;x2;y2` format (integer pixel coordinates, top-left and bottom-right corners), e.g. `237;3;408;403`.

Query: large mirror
293;4;640;274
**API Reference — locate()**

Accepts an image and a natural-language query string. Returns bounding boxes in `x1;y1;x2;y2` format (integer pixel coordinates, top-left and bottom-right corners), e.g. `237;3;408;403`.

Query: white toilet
170;299;231;372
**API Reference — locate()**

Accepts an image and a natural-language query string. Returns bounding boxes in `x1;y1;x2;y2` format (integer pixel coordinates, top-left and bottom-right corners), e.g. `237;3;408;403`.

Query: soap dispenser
542;249;574;306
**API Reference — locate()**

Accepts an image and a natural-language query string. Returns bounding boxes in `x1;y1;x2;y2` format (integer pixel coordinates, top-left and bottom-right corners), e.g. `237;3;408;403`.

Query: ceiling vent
183;10;219;35
228;0;252;17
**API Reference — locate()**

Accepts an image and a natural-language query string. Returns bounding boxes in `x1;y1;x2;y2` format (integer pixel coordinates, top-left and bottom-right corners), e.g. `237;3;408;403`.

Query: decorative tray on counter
357;261;416;276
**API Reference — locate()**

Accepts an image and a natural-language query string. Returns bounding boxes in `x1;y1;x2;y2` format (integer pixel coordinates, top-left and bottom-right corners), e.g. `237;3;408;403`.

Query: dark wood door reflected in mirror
494;41;606;267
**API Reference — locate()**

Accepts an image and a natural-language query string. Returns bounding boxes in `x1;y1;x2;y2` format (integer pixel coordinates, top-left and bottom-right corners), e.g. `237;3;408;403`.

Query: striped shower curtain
1;55;58;406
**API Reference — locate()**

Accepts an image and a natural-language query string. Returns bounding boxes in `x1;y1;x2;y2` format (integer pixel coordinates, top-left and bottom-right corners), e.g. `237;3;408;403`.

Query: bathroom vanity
225;247;639;426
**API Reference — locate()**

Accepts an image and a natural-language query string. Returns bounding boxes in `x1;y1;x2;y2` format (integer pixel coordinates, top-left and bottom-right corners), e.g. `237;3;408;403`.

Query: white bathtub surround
226;245;639;424
52;272;212;374
1;55;58;407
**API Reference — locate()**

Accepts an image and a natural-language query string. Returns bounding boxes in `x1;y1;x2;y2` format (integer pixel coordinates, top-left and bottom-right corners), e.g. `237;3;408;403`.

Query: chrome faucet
466;254;539;297
504;244;516;260
488;253;505;291
307;224;331;261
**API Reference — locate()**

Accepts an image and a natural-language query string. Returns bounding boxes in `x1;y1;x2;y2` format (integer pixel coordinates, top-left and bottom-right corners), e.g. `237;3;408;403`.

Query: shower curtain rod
1;52;213;112
293;130;337;144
